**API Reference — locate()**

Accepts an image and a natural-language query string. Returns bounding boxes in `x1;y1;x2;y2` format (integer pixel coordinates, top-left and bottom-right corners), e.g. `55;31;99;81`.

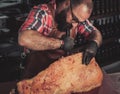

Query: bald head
71;0;93;13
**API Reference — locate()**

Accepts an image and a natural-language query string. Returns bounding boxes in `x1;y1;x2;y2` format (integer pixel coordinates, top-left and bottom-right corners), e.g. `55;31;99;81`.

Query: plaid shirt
19;4;96;38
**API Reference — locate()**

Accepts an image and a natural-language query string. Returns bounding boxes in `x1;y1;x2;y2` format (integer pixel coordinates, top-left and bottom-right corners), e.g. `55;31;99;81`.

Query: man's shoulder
33;4;49;11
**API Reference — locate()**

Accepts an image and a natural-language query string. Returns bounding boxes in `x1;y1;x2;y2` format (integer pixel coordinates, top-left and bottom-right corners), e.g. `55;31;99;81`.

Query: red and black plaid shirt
19;4;96;37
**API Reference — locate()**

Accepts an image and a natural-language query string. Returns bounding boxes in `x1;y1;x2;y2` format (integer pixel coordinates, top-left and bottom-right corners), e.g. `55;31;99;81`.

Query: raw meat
17;53;103;94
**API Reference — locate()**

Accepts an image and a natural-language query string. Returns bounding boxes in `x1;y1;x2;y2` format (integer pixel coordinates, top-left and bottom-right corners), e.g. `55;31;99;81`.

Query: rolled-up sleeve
18;5;46;33
77;19;96;37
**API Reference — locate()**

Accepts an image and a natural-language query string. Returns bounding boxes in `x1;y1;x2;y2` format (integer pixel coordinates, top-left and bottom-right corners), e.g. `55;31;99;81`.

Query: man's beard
55;10;72;32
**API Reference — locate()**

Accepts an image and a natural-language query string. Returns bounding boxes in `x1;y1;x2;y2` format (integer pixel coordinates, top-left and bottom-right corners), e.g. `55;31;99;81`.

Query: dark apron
21;50;65;79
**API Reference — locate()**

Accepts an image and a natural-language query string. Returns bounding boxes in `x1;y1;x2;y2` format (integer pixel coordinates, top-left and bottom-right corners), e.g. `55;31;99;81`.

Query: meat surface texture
17;53;103;94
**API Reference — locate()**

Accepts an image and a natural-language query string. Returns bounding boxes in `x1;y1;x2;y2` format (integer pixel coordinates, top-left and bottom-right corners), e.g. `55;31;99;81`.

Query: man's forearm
27;35;62;50
18;30;62;51
88;28;102;47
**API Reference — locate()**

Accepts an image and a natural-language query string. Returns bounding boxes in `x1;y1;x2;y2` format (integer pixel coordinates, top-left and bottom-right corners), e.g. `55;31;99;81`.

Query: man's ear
56;0;70;14
65;0;70;6
62;0;70;9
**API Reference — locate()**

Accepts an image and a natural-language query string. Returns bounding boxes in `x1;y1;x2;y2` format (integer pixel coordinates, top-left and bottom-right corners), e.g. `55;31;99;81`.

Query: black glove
61;36;74;51
82;41;98;65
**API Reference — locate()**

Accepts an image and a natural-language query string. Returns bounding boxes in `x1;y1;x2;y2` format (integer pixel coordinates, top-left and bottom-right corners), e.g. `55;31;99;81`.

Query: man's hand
60;28;74;52
61;36;74;51
82;41;98;65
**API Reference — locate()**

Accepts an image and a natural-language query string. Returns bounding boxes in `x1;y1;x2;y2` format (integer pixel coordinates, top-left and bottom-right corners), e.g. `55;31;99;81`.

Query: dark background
0;0;120;82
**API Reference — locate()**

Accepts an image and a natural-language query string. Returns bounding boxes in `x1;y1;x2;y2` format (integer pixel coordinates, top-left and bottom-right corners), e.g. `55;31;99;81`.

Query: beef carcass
17;53;103;94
